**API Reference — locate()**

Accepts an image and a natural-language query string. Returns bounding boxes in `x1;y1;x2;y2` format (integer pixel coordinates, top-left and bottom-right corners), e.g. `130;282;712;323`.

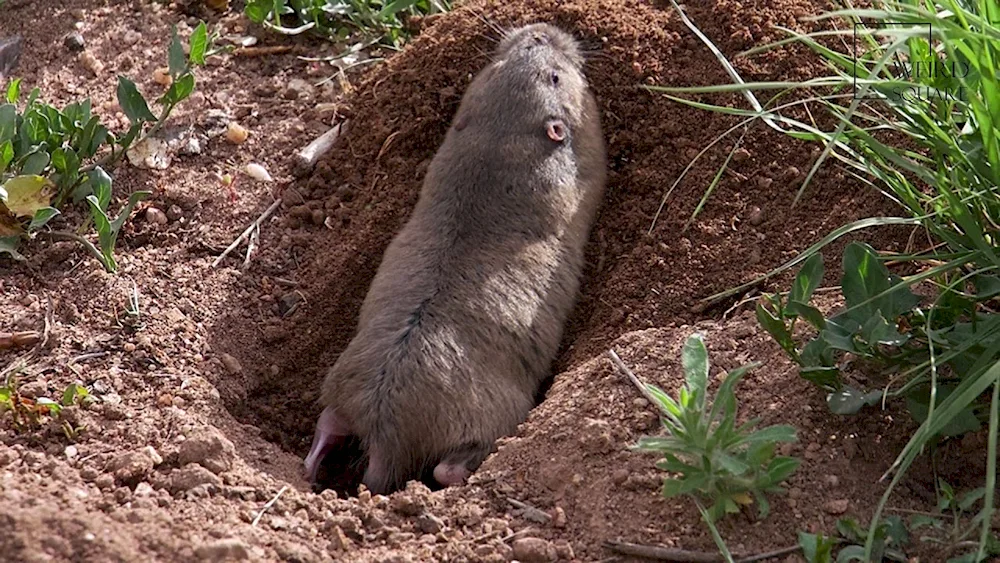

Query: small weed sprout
634;334;801;524
0;375;91;435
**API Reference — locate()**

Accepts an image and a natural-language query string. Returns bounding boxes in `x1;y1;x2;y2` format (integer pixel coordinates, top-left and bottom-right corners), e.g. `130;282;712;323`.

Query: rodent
304;22;607;494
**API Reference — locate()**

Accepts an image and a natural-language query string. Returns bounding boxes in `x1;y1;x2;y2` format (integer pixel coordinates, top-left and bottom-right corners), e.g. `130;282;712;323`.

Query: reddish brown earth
0;0;990;562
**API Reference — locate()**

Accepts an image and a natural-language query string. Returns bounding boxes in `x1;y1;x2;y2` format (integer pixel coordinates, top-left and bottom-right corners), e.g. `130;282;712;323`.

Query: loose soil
0;0;990;562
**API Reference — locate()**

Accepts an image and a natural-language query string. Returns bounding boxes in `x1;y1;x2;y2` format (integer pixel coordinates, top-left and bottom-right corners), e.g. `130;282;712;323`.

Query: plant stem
37;231;109;271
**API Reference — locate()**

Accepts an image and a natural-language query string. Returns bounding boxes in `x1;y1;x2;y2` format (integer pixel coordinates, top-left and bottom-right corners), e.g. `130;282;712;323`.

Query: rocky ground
0;0;990;561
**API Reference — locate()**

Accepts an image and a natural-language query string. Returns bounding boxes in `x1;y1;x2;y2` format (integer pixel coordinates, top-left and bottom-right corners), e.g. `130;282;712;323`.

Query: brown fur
317;23;606;494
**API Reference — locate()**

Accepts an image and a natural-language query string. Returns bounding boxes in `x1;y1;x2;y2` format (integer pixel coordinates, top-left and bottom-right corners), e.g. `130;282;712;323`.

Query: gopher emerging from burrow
304;22;607;494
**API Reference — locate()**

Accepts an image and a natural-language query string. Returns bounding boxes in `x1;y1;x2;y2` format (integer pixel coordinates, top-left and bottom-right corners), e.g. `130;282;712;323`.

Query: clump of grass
244;0;450;48
624;334;799;561
651;0;1000;559
0;23;220;271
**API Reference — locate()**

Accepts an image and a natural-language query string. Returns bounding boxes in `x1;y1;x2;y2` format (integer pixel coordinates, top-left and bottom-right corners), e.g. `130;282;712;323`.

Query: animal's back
309;22;606;494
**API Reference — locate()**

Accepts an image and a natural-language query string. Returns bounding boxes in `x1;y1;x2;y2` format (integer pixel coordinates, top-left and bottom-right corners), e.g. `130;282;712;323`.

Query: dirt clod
194;538;251;561
178;427;236;474
512;537;558;563
168;464;223;493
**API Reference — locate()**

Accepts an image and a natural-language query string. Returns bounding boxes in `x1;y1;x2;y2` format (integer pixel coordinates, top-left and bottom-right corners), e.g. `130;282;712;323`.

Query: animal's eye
551;72;560;85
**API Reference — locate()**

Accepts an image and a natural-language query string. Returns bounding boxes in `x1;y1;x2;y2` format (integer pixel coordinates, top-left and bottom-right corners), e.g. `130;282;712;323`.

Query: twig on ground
603;540;804;563
252;485;288;527
40;296;53;350
69;351;110;365
606;349;660;408
242;223;260;270
234;45;296;57
211;199;282;268
0;332;41;350
507;497;551;522
38;231;106;267
501;527;534;543
292;121;348;177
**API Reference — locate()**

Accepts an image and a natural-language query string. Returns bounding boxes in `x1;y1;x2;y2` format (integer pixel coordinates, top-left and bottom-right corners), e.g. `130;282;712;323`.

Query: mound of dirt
1;0;981;561
209;0;908;485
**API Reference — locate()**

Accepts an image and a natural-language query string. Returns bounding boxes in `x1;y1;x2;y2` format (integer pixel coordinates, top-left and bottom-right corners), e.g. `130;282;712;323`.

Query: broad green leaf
0;235;24;260
88;167;112;211
85;194;116;271
0;104;14;144
822;315;861;353
906;386;982;437
883;515;908;547
800;337;834;368
840;242;919;323
168;26;187;78
681;333;709;407
0;140;12;175
791;252;824;304
714;451;750;475
767;456;802;485
244;0;270;23
908;514;942;530
973;275;1000;299
116;77;156;124
2;175;54;217
159;73;195;106
6;78;20;104
787;300;827;330
756;300;798;360
20;150;49;176
737;424;798;446
828;386;882;415
28;207;59;231
836;545;867;563
958;487;985;512
859;311;909;347
61;383;89;407
800;532;835;563
189;22;208;65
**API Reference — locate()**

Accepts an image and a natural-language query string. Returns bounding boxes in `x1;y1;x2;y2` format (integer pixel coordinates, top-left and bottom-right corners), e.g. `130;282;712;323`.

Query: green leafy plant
834;516;910;562
0;22;219;271
244;0;451;47
649;0;1000;559
0;376;91;435
798;531;839;563
634;334;801;523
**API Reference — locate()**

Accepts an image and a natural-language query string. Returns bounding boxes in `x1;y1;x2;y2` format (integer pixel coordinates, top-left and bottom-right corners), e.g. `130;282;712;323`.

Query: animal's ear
546;119;567;142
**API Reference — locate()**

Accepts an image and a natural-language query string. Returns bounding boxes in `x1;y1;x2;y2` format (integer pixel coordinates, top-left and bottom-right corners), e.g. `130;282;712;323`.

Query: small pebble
747;206;764;226
78;51;104;76
64;32;86;52
245;163;273;182
167;205;184;221
512;537;557;563
145;207;168;226
225;122;249;144
220;353;242;374
152;67;172;87
733;147;751;162
824;499;849;515
124;30;141;45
